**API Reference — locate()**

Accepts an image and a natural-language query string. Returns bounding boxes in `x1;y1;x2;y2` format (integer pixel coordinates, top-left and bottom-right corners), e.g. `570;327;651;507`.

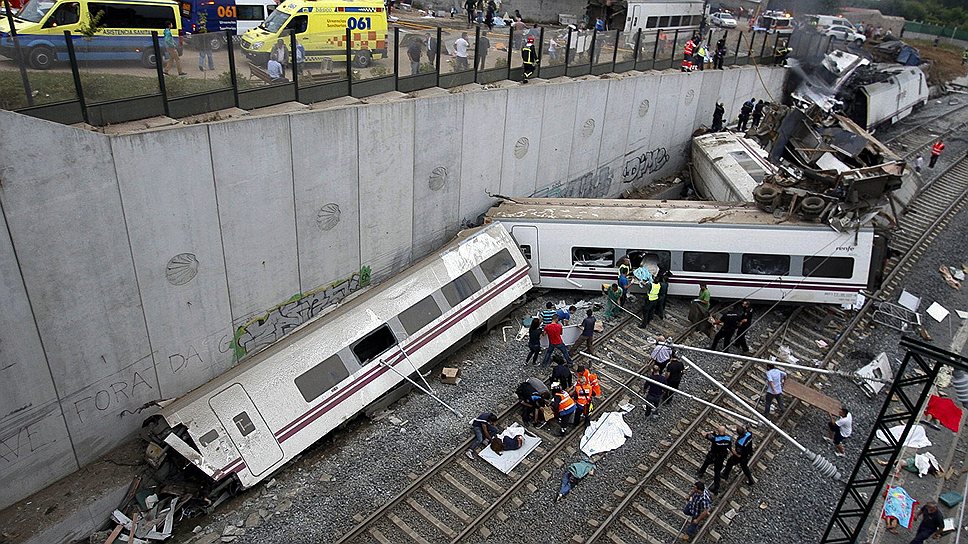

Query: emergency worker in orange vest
682;37;696;71
930;139;945;168
574;376;594;426
577;365;602;398
552;385;577;435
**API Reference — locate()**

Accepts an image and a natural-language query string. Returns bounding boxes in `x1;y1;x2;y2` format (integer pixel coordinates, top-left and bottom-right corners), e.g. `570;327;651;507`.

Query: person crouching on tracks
680;481;712;541
466;412;499;459
551;384;578;435
550;359;573;389
826;406;852;458
577;365;602;399
722;425;755;486
516;378;550;425
696;426;732;494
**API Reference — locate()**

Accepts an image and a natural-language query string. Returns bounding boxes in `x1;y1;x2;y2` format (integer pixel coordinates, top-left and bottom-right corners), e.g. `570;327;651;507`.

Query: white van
234;0;275;35
804;14;854;31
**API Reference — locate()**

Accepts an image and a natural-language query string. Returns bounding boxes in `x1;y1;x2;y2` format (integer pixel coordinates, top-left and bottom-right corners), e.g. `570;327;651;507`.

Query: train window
627;250;671;271
480;249;516;282
295;354;351;403
232;412;256;437
198;429;219;447
728;151;769;182
742;254;791;275
573;247;614;267
519;245;532;260
646;16;658;28
669;15;681;26
682;251;730;273
352;325;398;365
803;256;855;279
658;16;670;27
442;270;481;307
692;15;703;25
398;295;443;336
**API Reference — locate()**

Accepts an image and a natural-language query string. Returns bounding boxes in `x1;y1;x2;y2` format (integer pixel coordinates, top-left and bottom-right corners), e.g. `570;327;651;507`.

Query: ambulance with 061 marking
240;0;386;67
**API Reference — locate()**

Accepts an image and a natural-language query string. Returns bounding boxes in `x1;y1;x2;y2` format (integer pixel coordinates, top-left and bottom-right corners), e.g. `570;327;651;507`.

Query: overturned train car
144;223;532;489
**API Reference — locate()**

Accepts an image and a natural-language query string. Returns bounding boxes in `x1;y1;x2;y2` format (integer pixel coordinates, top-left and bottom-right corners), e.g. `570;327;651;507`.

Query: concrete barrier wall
0;64;785;508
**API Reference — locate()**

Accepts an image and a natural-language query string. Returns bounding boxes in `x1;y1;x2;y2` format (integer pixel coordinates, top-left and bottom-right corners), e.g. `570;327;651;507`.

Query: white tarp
877;424;932;449
914;452;941;477
479;423;541;474
580;412;633;457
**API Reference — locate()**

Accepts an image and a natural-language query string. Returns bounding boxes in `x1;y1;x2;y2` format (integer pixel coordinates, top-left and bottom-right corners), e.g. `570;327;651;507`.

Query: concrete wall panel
626;73;660;150
599;77;636;197
210;117;300;325
458;89;507;227
290;108;362;291
113;127;235;399
500;85;545;197
568;79;609;188
694;69;724;132
358;101;415;280
412;95;463;257
732;68;757;116
0;199;76;509
0;112;154;465
717;68;742;124
534;82;578;194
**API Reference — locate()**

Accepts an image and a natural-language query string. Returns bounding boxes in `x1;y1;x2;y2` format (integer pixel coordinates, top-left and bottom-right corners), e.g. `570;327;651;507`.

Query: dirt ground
889;38;967;85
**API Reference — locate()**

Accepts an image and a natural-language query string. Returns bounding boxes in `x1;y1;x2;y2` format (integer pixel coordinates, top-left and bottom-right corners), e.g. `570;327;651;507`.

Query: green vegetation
848;0;968;29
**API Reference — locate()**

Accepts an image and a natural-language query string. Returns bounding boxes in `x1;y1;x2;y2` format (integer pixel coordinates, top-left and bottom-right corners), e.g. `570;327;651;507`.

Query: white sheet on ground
914;452;941;477
479;423;542;474
580;411;633;457
876;424;932;449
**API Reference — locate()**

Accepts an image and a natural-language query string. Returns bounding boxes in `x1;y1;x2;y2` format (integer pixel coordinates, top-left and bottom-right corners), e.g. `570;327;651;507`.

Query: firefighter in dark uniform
696;426;732;494
522;34;538;83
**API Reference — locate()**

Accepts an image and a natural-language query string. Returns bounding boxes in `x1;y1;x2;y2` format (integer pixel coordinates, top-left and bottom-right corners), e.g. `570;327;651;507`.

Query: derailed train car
143;223;532;490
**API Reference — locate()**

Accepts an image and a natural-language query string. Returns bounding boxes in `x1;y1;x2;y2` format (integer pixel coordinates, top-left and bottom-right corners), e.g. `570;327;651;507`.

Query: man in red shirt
542;314;573;366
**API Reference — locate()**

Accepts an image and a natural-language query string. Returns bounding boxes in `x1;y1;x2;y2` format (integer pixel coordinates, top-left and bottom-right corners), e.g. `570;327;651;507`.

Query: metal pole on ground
678;354;842;480
582;353;760;425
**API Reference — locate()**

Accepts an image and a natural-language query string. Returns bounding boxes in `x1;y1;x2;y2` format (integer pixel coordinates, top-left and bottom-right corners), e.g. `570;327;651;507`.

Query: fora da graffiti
531;165;614;199
232;266;371;358
622;147;670;184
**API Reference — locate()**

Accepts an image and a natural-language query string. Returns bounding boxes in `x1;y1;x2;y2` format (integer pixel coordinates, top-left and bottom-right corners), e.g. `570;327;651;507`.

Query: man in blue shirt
540;301;557;325
697;426;732;494
466;412;498;459
722;425;755;485
681;481;712;541
556;305;577;325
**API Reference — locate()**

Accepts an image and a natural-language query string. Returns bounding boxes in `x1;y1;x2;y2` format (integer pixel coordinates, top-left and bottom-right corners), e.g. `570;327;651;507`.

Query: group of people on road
681;34;729;72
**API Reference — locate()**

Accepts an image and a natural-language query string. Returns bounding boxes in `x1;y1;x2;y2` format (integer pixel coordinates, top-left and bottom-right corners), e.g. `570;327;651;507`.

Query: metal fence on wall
0;25;820;127
903;20;968;42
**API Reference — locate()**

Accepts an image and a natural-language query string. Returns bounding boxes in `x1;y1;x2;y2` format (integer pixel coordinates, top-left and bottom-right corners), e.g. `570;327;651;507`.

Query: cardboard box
440;367;462;385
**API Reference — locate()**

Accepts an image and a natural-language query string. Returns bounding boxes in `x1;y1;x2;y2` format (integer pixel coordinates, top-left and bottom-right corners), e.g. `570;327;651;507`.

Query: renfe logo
835;245;855;252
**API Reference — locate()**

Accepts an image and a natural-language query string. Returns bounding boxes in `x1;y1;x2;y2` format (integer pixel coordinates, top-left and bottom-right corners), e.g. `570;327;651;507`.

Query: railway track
881;101;968;160
578;154;968;544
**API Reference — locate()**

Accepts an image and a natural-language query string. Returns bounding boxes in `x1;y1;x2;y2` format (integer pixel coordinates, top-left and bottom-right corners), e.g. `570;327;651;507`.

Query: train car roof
159;222;511;411
486;198;850;227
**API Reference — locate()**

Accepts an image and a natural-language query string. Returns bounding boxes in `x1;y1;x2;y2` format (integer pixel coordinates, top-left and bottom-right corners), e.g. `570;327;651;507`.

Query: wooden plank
389;513;432;544
425;485;471;522
784;378;842;414
406;497;457;539
442;471;489;507
103;524;124;544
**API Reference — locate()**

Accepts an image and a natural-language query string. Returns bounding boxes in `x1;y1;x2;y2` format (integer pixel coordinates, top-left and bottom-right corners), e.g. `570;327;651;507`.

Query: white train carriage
624;1;705;35
854;66;928;130
486;199;879;305
147;223;532;488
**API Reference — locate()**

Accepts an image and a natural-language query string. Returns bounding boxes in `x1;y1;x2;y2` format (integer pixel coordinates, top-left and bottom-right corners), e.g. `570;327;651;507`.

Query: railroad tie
632;501;681;536
441;471;489;507
367;527;392;544
457;459;505;493
405;497;457;539
607;530;630;544
620;513;665;544
424;485;471;522
389;513;431;544
643;488;688;516
656;475;690;500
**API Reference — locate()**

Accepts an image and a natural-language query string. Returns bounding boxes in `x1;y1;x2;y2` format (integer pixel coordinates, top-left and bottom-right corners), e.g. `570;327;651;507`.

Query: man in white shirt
826;407;852;457
764;364;786;417
454;32;470;71
267;58;285;82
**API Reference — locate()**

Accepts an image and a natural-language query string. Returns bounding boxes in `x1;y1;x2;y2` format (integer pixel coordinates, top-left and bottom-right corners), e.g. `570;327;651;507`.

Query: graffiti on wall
622;147;670;184
531;165;614;199
232;266;372;359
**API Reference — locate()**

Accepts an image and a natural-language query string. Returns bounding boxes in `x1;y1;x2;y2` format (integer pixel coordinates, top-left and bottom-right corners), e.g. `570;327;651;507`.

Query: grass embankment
901;39;967;85
0;70;236;110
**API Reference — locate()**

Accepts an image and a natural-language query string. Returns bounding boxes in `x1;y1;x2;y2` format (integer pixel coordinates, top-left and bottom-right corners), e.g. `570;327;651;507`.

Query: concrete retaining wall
0;64;785;509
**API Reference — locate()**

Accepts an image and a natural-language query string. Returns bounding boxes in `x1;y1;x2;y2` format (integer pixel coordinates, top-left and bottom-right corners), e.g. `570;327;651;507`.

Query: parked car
825;24;866;45
710;12;737;28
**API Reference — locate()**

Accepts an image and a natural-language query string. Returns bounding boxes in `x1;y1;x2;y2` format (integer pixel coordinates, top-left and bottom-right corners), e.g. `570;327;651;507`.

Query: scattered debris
927;302;951;323
440;367;462;385
939;265;962;289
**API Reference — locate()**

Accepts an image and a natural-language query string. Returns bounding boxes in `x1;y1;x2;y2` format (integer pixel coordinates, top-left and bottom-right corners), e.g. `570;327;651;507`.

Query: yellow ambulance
240;0;386;67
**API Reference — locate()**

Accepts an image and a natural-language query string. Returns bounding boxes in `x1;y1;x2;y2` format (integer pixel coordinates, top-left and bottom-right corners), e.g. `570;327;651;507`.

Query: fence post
589;29;597;73
632;28;641;65
565;27;573;68
536;26;544;78
670;29;679;65
3;0;34;107
436;26;443;87
652;29;661;63
733;31;742;60
611;29;620;71
506;26;513;80
771;33;780;64
473;25;480;82
62;31;88;124
394;27;400;90
289;30;300;101
346;28;353;96
151;32;170;117
759;30;768;59
226;30;240;108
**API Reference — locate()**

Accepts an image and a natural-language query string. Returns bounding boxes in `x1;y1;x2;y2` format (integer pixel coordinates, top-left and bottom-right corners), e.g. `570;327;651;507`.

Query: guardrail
0;25;824;126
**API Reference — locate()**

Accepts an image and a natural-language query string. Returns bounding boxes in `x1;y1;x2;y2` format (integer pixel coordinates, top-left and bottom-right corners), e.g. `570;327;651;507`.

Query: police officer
711;102;725;131
522;34;538;82
697;426;732;494
735;300;753;353
711;307;743;352
638;281;661;329
723;425;755;486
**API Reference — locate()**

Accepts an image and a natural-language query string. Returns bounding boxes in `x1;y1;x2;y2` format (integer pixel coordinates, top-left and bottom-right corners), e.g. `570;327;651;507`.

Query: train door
511;226;540;285
209;384;284;478
629;4;642;32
